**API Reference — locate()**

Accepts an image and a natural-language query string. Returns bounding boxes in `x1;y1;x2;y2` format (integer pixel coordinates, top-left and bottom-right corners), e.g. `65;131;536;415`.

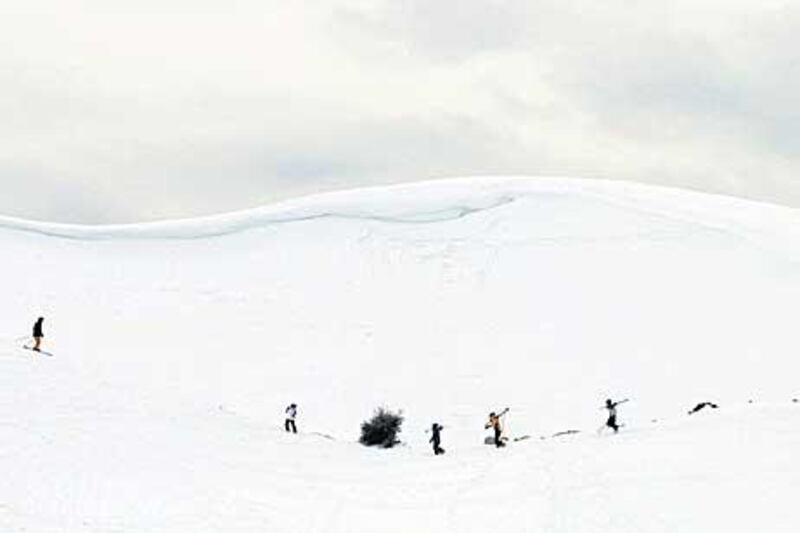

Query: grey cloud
332;1;534;63
3;0;800;223
1;109;509;223
0;165;133;224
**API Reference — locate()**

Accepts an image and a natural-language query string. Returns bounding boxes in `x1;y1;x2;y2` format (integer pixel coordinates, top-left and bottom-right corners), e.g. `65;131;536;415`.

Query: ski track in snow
1;177;799;532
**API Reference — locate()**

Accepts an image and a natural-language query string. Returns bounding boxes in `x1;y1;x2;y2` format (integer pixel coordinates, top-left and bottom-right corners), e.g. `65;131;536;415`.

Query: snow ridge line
0;177;797;245
0;196;518;241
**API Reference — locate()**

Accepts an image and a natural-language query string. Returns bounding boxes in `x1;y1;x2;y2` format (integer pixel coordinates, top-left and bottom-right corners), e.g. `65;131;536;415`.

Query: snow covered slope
1;177;799;532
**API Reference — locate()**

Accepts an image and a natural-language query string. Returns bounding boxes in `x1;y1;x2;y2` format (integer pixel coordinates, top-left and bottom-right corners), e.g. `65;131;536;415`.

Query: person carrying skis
604;398;628;433
284;403;298;433
31;317;44;352
429;423;445;455
485;408;509;447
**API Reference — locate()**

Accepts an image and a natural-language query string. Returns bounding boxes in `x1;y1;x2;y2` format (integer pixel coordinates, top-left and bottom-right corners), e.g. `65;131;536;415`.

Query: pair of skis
22;345;53;357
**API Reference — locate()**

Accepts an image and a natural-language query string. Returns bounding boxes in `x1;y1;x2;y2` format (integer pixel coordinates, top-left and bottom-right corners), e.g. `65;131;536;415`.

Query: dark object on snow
360;408;403;448
793;399;798;403
23;345;53;356
604;398;628;433
430;423;445;455
688;402;719;415
32;317;44;338
31;317;44;351
485;408;509;447
551;429;581;438
285;403;297;433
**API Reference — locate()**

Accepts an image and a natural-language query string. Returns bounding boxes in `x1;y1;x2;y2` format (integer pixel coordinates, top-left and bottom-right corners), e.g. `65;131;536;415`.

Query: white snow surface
1;176;799;532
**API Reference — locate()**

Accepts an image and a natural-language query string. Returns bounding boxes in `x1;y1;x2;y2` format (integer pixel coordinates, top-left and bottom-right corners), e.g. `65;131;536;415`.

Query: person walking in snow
485;408;509;447
430;423;445;455
31;317;44;352
285;403;298;434
603;398;628;433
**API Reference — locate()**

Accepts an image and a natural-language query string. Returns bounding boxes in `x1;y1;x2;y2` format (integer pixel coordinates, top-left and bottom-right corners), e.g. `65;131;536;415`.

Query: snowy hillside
1;177;799;532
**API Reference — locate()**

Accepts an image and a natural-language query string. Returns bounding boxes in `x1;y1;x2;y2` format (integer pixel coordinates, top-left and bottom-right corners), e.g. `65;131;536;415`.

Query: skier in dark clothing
485;408;509;447
429;423;445;455
604;398;628;433
31;317;44;352
284;403;298;433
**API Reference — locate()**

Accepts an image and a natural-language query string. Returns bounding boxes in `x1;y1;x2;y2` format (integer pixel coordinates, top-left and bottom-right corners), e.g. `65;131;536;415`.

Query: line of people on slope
280;398;630;455
484;399;627;449
25;318;714;456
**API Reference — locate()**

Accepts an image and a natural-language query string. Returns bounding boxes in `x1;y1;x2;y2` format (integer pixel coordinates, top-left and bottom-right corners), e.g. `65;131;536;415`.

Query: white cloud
1;0;799;222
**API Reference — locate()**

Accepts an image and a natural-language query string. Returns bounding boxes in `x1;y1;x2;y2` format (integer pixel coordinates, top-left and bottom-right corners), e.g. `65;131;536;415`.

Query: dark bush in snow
359;408;403;448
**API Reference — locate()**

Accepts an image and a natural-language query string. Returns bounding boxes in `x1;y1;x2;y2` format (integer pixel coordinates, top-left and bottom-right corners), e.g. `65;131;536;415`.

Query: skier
284;403;298;433
31;317;44;352
603;398;628;433
485;408;509;447
429;423;445;455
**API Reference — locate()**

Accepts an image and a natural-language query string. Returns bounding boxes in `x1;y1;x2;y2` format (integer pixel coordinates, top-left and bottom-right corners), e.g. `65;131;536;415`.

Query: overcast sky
2;0;799;223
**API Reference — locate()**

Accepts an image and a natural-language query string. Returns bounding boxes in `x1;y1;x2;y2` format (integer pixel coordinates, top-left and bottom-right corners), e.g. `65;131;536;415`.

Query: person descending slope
603;398;629;433
31;317;44;352
485;408;509;447
429;423;445;455
284;403;298;434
